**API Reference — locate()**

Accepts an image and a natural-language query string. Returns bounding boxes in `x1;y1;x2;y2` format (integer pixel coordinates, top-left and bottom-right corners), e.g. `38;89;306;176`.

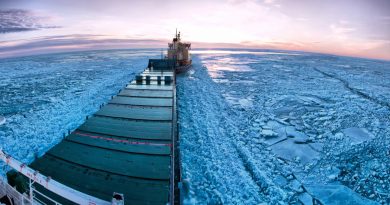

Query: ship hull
176;64;191;73
175;60;192;73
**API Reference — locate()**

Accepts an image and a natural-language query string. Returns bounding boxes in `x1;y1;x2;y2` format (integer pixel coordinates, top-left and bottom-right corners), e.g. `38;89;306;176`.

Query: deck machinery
0;59;181;205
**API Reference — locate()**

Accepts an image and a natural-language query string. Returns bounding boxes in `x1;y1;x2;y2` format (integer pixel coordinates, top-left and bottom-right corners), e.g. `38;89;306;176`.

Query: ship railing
29;180;62;205
169;69;182;205
0;178;32;205
0;149;122;205
169;67;176;205
1;176;57;205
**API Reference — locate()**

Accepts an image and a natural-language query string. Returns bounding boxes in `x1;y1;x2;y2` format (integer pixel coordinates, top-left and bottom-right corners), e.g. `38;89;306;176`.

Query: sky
0;0;389;60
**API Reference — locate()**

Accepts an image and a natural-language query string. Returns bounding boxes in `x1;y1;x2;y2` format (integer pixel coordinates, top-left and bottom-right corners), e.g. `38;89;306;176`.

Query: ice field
178;50;389;204
1;49;389;204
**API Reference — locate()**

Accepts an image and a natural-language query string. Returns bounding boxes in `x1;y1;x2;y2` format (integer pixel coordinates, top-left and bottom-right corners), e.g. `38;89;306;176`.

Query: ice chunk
332;132;344;140
238;98;253;109
222;94;252;109
298;192;313;205
290;179;303;192
0;116;5;125
326;167;341;181
274;175;288;186
309;142;324;152
266;120;284;130
263;127;288;145
261;129;278;137
286;128;305;138
343;127;373;144
305;185;379;205
273;106;294;118
284;127;310;143
293;134;309;144
271;139;319;164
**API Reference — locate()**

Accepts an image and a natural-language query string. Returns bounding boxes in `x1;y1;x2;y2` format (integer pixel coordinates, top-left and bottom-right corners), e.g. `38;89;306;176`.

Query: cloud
329;20;357;42
330;21;356;35
0;9;58;33
0;34;167;58
264;0;276;4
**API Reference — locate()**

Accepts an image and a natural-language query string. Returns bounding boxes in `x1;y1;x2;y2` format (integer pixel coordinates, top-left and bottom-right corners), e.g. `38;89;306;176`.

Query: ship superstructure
167;30;192;73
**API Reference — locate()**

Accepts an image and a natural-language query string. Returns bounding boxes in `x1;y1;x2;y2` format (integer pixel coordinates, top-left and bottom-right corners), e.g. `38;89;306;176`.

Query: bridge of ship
29;61;179;205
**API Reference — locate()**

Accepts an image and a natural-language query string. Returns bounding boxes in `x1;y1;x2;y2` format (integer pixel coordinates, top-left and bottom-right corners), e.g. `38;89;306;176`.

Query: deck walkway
30;68;177;205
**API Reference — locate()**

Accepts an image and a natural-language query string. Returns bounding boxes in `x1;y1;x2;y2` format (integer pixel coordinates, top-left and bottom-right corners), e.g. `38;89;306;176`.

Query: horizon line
0;35;389;61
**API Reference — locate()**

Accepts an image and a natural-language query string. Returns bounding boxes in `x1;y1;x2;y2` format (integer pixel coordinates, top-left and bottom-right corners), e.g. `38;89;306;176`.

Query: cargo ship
0;34;183;205
167;30;192;73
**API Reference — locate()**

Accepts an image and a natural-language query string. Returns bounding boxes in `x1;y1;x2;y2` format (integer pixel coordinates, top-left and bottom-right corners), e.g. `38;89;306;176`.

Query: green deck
95;104;172;121
29;69;176;205
110;96;172;107
119;89;173;98
79;117;172;140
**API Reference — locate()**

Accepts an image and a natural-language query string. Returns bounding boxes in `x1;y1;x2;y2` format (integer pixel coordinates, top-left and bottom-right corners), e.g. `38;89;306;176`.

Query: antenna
175;28;177;38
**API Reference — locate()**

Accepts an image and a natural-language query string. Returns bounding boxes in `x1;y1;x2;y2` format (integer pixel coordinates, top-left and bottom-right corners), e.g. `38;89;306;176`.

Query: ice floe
305;185;379;205
343;127;373;144
271;139;319;164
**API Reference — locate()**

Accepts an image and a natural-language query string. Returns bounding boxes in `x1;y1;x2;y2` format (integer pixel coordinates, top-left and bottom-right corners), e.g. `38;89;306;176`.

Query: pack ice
1;49;389;204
